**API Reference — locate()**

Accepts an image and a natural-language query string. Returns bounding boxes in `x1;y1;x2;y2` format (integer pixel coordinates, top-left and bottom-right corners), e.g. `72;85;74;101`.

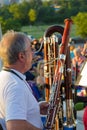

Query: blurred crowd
70;41;87;97
27;37;87;100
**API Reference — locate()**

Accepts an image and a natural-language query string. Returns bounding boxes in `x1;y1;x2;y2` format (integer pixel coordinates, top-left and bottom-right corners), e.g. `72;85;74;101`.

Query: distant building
54;5;61;11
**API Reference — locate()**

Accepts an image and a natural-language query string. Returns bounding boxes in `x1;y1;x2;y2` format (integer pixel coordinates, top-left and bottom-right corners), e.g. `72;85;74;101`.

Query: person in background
72;48;86;71
0;30;48;130
81;41;87;58
70;45;75;60
71;48;86;84
36;60;45;101
77;45;83;52
30;40;42;68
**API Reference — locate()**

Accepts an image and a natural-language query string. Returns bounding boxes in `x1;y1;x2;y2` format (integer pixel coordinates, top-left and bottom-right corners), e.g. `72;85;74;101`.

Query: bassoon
63;45;76;129
44;18;73;130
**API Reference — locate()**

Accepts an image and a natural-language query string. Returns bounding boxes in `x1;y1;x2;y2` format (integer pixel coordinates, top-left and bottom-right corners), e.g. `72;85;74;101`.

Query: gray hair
0;30;30;65
73;48;81;55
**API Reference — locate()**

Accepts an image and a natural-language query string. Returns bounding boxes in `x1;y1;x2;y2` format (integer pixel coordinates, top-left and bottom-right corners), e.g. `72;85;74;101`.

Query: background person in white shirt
0;31;48;130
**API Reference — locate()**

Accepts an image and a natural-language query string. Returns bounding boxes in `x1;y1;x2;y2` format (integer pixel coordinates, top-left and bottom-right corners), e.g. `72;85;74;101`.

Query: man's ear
18;52;25;61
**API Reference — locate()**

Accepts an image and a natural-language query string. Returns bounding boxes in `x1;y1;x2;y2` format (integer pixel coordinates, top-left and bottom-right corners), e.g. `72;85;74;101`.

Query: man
0;31;48;130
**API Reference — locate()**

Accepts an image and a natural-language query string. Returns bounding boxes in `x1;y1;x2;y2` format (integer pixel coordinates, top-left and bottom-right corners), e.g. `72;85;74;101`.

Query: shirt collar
11;69;26;80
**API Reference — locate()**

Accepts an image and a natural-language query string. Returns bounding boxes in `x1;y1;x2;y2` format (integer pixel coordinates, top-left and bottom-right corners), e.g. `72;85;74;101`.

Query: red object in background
83;107;87;130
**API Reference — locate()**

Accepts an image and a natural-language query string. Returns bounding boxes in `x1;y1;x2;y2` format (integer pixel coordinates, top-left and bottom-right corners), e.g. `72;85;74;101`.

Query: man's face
24;46;33;71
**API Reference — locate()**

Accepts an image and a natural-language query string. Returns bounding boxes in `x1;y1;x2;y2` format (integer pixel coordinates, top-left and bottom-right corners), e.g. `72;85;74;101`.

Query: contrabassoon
44;25;64;101
44;18;73;130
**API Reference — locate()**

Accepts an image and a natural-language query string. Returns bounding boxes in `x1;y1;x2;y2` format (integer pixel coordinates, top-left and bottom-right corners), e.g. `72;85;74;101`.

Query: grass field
21;24;76;39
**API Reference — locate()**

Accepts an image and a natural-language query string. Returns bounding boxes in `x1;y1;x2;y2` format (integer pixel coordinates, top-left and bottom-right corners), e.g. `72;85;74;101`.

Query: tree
72;12;87;38
9;2;30;25
0;5;12;20
0;16;21;33
29;0;42;10
28;9;37;24
37;6;56;24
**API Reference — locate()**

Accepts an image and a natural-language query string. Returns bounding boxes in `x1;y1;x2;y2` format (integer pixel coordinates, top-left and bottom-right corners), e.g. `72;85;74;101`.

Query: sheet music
79;75;87;87
80;62;87;76
78;61;87;87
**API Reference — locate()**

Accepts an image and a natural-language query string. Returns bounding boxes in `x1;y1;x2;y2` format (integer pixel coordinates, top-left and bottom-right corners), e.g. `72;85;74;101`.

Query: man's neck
4;64;24;74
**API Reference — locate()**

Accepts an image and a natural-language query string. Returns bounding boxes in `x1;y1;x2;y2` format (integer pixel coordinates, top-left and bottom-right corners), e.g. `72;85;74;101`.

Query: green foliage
9;2;30;25
0;0;87;37
1;19;21;34
72;12;87;38
28;9;37;23
29;0;42;10
0;5;13;21
37;6;56;24
9;4;20;19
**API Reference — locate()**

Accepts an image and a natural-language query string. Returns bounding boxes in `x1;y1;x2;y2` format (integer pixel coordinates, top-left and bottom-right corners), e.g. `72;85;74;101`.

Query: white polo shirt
0;69;43;130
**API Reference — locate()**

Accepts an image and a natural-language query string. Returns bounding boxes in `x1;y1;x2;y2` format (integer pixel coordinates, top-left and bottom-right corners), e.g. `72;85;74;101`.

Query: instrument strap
3;68;23;80
3;68;33;93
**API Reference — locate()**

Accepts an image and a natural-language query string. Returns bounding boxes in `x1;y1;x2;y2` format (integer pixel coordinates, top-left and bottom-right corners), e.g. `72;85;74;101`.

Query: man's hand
39;101;49;115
